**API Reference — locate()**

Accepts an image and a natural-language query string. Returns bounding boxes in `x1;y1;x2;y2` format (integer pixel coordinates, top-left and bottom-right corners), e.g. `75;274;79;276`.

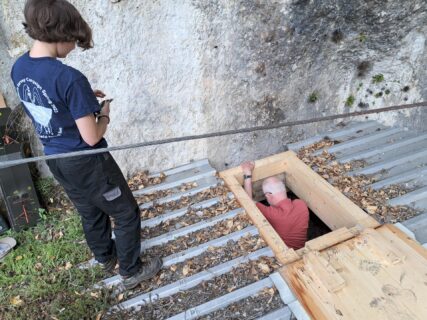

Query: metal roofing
86;120;427;319
288;120;427;245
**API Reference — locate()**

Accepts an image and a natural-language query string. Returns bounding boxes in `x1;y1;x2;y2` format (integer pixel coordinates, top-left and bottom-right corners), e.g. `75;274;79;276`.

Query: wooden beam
276;226;365;266
282;151;379;230
303;225;363;252
220;151;289;185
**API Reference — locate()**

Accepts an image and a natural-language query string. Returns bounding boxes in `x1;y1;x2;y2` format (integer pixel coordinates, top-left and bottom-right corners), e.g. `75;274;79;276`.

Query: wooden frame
221;151;427;319
220;150;380;265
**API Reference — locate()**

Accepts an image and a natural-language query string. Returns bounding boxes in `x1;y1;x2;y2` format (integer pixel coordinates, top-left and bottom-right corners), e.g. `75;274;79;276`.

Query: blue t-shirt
11;52;107;155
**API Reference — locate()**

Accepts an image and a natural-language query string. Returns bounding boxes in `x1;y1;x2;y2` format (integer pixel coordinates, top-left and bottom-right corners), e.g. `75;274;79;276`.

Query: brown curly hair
23;0;93;50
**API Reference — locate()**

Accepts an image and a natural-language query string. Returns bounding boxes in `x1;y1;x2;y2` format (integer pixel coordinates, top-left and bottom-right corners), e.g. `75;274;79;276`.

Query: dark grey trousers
47;152;142;276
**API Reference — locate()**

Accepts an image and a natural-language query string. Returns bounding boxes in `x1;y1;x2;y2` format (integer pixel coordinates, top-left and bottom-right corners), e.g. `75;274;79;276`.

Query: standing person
240;161;309;249
11;0;161;289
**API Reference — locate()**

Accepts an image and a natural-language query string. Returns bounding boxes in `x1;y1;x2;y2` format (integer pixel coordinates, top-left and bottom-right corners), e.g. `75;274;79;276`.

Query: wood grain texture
281;225;427;320
282;151;379;230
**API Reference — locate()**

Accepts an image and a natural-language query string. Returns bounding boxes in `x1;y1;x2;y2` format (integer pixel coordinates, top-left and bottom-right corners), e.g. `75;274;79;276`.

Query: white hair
262;176;286;195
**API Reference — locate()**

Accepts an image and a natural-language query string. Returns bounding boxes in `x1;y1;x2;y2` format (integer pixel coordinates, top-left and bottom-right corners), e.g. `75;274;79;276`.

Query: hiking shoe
122;257;163;290
0;237;16;262
99;256;117;273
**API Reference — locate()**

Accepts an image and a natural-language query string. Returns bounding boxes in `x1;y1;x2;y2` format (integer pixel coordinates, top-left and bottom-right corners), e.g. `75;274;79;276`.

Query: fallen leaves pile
125;256;280;320
141;197;239;238
145;213;251;258
125;235;266;299
140;185;229;219
199;287;284;320
136;182;197;205
127;171;166;191
297;140;420;223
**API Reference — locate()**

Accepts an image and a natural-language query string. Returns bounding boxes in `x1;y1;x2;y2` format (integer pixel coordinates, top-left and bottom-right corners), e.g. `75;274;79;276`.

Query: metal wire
0;101;426;169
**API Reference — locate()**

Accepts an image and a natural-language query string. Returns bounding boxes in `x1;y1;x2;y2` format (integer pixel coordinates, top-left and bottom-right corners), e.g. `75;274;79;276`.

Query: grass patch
345;95;355;107
372;74;384;84
0;209;113;319
358;33;367;43
308;91;319;103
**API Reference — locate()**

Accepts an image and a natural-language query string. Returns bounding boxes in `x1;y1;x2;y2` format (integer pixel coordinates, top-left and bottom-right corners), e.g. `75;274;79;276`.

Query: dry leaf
182;265;190;276
258;263;271;274
65;262;73;270
90;292;99;298
117;293;124;302
15;256;23;261
366;206;378;214
170;265;177;272
10;296;23;306
226;220;234;229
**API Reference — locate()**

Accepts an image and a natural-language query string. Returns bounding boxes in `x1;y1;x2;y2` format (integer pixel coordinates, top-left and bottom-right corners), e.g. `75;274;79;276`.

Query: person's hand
93;90;106;98
100;100;111;116
241;161;255;175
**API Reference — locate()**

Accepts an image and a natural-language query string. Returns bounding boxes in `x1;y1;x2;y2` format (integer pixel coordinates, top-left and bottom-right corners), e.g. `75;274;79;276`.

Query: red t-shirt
256;199;309;250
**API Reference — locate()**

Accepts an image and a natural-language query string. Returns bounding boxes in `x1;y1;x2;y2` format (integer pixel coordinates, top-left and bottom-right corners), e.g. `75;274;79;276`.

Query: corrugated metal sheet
288;120;427;244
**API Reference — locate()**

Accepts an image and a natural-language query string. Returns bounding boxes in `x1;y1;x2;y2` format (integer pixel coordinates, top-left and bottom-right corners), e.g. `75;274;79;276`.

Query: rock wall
1;0;426;175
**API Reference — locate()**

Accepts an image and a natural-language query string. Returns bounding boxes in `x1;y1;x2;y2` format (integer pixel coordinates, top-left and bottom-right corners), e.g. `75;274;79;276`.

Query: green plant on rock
345;95;355;107
372;74;384;84
358;33;367;43
308;91;319;103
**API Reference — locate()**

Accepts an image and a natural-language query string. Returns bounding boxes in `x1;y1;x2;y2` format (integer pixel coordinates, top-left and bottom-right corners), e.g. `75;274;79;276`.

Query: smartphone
100;99;113;108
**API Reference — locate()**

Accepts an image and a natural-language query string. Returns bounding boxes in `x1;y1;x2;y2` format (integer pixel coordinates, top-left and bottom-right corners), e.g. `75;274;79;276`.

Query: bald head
262;176;286;196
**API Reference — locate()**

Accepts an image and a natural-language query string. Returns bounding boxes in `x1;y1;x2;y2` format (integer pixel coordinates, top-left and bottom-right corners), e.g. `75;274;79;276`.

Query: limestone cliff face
1;0;426;175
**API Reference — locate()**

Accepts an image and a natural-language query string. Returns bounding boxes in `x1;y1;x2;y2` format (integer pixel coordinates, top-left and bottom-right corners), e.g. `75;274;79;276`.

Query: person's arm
241;161;255;200
76;100;110;146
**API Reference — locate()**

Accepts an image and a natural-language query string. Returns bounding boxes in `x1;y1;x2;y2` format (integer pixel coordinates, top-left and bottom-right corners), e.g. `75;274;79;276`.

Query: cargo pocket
102;186;122;201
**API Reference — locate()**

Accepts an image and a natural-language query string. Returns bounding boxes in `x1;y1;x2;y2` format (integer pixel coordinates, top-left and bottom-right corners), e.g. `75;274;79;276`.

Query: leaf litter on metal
297;140;420;223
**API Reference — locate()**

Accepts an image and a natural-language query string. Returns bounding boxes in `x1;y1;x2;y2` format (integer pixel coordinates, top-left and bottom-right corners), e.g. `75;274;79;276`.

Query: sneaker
0;237;16;262
99;256;117;273
122;257;163;290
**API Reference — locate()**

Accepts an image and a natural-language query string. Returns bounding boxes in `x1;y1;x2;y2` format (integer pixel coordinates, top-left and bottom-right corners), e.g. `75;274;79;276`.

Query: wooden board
281;225;427;320
282;151;379;230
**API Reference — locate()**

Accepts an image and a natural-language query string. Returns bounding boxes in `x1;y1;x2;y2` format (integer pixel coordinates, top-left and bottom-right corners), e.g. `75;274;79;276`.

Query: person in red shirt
241;161;309;249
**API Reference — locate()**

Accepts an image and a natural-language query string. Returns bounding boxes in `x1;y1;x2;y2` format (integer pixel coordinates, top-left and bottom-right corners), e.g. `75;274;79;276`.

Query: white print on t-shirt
16;78;62;139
